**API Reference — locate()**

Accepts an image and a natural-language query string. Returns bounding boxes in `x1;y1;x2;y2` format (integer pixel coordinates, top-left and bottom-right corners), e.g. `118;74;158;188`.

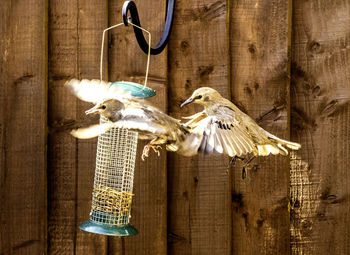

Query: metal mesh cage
80;116;139;235
90;116;138;225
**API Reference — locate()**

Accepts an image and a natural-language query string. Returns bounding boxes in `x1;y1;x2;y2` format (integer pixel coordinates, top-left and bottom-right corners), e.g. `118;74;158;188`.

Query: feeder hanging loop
122;0;174;55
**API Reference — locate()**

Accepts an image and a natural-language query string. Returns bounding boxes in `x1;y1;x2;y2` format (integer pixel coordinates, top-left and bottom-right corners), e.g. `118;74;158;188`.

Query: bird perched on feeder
180;87;301;162
65;79;195;160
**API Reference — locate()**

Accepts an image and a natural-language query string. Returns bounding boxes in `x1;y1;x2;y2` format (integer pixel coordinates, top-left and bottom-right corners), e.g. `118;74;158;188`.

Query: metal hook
122;0;174;55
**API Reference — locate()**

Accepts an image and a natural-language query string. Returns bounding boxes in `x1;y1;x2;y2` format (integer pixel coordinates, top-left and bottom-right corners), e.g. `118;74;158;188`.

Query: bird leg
228;156;245;167
141;138;162;161
243;155;255;166
241;155;256;179
226;156;245;173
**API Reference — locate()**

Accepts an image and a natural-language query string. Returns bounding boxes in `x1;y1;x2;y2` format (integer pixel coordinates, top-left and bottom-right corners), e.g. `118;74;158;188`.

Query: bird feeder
79;19;155;236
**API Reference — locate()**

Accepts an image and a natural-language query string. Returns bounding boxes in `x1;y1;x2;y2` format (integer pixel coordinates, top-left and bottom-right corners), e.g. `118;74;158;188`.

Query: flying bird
65;79;194;160
180;87;301;161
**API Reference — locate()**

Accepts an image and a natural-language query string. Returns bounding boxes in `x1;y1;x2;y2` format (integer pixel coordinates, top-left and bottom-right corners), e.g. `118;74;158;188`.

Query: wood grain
75;0;109;254
48;1;79;253
167;0;231;254
108;1;167;254
47;0;108;254
1;1;350;254
0;0;48;254
230;0;291;254
290;1;350;254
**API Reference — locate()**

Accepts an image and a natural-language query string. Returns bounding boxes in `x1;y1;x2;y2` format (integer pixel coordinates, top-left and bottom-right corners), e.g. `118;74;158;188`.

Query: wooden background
1;0;349;254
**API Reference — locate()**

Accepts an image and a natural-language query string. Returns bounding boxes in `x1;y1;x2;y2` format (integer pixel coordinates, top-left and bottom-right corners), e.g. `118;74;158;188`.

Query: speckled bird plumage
65;79;192;159
180;87;301;157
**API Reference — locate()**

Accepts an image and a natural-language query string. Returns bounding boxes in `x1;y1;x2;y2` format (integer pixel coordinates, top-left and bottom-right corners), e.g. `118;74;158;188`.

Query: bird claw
151;145;162;156
242;167;246;179
141;144;162;160
142;144;150;161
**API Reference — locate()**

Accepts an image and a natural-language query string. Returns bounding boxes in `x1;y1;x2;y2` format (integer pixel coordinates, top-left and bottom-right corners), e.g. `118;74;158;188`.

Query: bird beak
85;105;100;115
180;97;193;107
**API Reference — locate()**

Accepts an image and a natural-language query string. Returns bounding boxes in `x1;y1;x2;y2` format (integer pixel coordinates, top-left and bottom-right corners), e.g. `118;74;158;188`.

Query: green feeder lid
111;81;156;98
79;220;138;236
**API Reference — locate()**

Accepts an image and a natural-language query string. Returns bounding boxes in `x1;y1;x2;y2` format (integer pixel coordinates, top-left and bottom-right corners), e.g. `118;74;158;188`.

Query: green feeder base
79;220;138;236
111;81;156;98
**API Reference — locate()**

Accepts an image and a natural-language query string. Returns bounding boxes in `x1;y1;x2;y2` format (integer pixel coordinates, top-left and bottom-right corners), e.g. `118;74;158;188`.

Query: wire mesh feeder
79;80;156;236
79;17;156;236
80;115;140;236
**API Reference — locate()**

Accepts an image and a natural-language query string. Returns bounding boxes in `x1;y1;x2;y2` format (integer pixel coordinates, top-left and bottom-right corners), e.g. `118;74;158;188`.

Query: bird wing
115;107;168;135
65;79;131;104
188;105;301;157
182;111;207;128
70;122;115;139
70;112;167;139
70;106;170;139
188;106;260;157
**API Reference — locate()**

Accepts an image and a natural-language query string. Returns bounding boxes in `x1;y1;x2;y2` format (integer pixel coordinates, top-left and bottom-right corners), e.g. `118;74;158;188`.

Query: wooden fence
1;0;349;254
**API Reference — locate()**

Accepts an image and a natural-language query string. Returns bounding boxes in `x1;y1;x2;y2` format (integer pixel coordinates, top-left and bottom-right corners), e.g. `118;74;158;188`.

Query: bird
180;87;301;162
65;79;194;160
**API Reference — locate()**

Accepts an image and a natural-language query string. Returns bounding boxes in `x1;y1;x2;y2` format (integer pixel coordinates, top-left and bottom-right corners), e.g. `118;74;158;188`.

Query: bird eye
101;105;106;110
197;95;202;99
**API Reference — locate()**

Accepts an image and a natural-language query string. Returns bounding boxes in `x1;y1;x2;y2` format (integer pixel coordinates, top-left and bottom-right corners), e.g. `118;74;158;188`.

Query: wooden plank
47;1;79;253
75;0;109;254
0;0;48;254
108;81;167;255
229;0;291;254
167;1;231;254
108;1;168;254
47;0;108;254
290;1;350;254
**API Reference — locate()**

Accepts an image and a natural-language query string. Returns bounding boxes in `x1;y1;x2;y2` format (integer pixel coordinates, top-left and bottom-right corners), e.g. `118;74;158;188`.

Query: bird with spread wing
65;79;195;160
180;87;301;162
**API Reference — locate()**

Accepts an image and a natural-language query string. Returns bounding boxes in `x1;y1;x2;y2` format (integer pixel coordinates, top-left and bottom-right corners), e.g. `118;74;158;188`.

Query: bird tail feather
170;132;201;156
255;130;301;156
268;134;301;150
